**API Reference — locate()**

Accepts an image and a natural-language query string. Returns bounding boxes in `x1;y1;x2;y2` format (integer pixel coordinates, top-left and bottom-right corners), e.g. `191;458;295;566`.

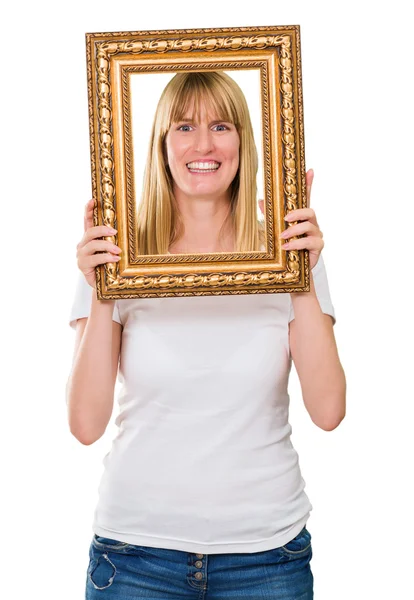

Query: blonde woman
136;71;265;255
68;71;346;599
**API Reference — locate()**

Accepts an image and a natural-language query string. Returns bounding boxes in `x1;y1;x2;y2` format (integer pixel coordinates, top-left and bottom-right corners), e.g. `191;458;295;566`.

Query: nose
194;126;214;154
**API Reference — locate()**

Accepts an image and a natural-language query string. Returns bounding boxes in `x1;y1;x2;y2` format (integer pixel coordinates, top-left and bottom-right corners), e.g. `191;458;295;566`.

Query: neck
169;187;234;253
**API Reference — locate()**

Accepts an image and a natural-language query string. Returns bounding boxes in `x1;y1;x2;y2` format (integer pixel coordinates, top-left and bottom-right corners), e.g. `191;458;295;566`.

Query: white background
1;1;413;598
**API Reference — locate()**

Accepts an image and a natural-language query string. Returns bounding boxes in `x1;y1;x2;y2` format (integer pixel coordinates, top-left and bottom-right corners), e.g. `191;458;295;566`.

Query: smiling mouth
186;161;221;173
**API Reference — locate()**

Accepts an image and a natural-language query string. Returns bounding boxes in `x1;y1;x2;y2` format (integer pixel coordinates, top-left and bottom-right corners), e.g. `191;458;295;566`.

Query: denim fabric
85;526;313;599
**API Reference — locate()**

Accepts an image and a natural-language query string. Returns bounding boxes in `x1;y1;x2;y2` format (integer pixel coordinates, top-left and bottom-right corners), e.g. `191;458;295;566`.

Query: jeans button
196;553;204;558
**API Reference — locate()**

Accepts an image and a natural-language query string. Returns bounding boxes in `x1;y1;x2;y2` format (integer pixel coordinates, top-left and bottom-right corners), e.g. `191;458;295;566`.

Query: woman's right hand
76;199;122;289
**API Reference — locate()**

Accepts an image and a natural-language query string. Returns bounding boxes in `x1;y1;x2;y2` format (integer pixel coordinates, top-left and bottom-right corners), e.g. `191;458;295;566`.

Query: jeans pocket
281;526;312;555
92;534;132;552
87;554;117;591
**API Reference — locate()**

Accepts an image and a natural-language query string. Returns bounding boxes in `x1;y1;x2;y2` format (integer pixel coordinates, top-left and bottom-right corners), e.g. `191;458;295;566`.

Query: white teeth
187;161;220;171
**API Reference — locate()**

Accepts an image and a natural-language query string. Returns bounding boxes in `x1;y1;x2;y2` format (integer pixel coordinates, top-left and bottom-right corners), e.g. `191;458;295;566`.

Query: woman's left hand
258;169;324;270
279;168;324;270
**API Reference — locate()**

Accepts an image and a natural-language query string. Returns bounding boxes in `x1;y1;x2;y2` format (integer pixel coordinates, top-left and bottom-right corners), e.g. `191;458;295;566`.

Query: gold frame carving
86;25;309;299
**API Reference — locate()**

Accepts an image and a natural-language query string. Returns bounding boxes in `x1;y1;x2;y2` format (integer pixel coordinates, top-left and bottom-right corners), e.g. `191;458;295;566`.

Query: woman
136;71;265;255
67;71;346;599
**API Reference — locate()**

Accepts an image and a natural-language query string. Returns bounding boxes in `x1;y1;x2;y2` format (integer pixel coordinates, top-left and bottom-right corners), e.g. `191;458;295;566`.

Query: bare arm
280;170;346;431
66;198;123;445
66;295;122;445
289;272;346;431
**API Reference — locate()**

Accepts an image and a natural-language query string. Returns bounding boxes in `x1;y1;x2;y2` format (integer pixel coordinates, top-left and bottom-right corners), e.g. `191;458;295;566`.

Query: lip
186;160;221;166
186;160;221;174
186;159;221;164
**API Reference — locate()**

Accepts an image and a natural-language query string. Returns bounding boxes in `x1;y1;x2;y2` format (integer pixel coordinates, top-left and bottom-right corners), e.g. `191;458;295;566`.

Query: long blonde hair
136;71;265;255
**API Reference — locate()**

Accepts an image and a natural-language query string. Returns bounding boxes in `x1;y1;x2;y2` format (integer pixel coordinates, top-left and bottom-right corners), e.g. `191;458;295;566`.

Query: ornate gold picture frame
86;25;310;299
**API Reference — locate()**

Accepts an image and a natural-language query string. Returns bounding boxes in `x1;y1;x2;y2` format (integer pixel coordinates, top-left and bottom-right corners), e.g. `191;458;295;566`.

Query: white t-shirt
69;254;336;554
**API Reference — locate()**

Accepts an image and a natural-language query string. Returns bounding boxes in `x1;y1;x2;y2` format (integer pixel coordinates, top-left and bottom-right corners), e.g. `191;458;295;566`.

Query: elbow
79;437;98;446
67;405;106;446
316;411;346;432
308;373;347;432
309;390;346;432
66;388;111;446
314;402;346;432
69;425;101;446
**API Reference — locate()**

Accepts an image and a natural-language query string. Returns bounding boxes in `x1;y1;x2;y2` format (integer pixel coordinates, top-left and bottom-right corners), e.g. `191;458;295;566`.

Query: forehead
170;93;233;124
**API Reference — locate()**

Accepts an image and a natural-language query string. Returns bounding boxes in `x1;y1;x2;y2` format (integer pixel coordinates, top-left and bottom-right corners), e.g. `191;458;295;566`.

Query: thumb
84;199;95;232
306;169;314;208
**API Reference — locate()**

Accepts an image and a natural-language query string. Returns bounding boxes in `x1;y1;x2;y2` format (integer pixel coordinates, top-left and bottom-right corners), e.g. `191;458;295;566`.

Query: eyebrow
178;118;232;124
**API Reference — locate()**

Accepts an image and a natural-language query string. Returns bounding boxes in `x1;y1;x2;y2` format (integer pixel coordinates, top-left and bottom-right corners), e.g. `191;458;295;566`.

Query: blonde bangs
166;72;240;131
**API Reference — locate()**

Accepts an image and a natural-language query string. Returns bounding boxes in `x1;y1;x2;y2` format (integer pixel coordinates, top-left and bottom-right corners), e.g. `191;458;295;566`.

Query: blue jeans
86;526;313;599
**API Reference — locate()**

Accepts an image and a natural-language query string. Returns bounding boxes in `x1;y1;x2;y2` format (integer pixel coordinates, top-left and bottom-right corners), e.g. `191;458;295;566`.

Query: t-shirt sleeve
68;272;122;330
288;253;336;325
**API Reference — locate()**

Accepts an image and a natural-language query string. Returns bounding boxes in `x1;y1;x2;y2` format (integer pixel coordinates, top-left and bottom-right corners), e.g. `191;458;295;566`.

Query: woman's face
165;99;240;202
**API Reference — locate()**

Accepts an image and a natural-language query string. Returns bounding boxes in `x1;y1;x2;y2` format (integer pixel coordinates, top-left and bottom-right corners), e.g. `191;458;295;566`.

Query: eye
213;124;229;132
177;124;193;132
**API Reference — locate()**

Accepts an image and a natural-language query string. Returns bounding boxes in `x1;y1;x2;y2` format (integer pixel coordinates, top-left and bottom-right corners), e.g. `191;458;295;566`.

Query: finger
280;221;320;240
78;225;118;249
84;199;96;232
284;208;318;226
306;169;314;208
79;253;122;270
282;236;324;251
78;239;122;257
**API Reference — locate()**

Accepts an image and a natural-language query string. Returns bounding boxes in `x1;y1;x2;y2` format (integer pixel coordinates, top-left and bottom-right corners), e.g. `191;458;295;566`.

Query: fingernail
107;228;117;233
284;214;294;221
